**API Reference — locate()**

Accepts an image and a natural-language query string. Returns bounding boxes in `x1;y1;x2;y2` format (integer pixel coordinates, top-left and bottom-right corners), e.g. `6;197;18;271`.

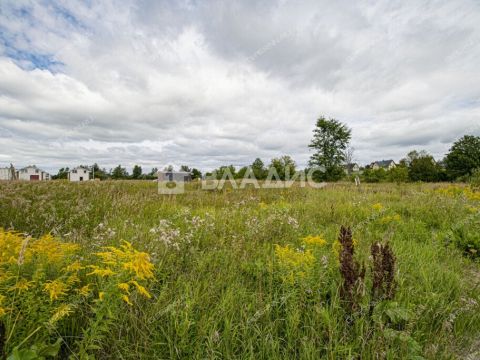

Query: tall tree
52;167;69;180
445;135;480;179
408;152;439;182
112;165;128;179
180;165;191;172
191;168;202;180
132;165;142;179
309;116;351;181
251;158;267;180
91;163;108;180
214;165;236;180
269;155;296;180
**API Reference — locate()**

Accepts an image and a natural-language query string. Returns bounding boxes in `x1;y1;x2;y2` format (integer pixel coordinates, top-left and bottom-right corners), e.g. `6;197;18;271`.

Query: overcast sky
1;0;480;173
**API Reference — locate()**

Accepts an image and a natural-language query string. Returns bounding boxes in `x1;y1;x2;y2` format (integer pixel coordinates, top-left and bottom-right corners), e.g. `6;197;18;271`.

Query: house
0;164;16;181
157;171;192;182
68;166;91;182
344;163;360;175
370;160;396;171
17;165;50;181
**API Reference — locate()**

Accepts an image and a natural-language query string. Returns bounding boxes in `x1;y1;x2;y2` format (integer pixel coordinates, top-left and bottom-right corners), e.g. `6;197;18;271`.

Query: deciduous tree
309;116;351;181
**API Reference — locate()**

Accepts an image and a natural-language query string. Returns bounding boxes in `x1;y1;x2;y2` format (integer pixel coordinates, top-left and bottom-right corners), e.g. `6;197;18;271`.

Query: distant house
344;163;360;175
0;164;16;181
68;166;91;182
17;165;50;181
157;171;192;182
370;160;396;171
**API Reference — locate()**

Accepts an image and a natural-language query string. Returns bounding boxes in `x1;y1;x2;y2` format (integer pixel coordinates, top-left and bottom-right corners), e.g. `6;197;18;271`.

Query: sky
1;0;480;174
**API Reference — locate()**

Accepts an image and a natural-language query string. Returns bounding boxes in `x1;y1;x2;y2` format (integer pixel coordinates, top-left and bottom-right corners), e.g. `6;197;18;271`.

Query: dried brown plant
339;226;365;313
369;241;397;316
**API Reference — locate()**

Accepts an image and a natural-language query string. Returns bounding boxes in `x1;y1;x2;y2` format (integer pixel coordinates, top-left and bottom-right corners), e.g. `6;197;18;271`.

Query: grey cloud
1;0;480;172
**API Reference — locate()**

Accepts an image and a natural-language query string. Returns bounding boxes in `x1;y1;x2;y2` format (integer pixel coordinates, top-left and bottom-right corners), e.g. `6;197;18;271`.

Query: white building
68;166;91;182
0;165;16;180
370;160;396;171
17;165;50;181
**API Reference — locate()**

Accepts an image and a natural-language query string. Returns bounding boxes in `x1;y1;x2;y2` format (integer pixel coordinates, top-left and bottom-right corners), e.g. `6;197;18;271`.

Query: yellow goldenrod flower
87;266;115;277
122;252;154;280
78;284;92;297
130;280;152;299
275;244;314;269
94;241;154;280
64;261;84;273
302;235;327;246
44;279;68;301
98;292;105;301
372;203;384;211
466;205;478;213
0;306;7;317
379;214;402;224
66;274;80;286
9;278;34;292
48;304;73;325
258;202;268;210
118;282;130;293
121;294;133;306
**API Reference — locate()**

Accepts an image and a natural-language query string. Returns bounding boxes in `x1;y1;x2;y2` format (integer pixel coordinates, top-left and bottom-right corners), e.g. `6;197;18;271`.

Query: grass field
1;181;480;359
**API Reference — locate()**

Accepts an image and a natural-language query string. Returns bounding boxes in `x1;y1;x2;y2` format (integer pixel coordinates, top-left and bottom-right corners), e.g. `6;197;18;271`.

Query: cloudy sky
1;0;479;173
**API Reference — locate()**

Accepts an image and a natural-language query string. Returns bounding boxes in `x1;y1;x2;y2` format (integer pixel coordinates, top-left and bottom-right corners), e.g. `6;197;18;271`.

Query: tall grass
0;180;479;359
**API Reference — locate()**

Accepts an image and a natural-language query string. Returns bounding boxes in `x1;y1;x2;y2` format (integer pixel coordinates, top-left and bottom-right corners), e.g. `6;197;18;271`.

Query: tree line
52;116;480;184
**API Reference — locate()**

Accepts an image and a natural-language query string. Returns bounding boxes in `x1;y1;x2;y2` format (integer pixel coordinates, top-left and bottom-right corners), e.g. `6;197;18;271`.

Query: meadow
0;180;479;359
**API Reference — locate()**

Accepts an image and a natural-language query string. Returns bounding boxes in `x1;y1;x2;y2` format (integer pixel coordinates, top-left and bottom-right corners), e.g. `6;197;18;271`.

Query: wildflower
466;205;479;213
87;266;115;277
122;252;154;280
0;295;7;317
302;235;327;246
118;282;130;293
121;295;133;306
9;278;34;292
95;241;154;280
379;214;402;224
259;202;268;210
44;280;68;301
130;280;152;299
48;304;73;326
98;292;105;301
372;203;384;211
29;234;80;264
64;261;84;272
78;284;92;297
275;244;314;269
66;274;80;286
274;244;314;283
286;216;299;229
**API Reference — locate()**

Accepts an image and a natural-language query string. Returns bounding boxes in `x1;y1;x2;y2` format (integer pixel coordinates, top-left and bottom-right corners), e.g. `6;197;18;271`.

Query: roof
70;166;89;171
20;165;47;172
372;160;395;168
157;171;191;175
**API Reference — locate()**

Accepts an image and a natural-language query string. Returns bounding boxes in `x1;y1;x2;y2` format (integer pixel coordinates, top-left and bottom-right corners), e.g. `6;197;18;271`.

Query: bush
0;229;155;358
